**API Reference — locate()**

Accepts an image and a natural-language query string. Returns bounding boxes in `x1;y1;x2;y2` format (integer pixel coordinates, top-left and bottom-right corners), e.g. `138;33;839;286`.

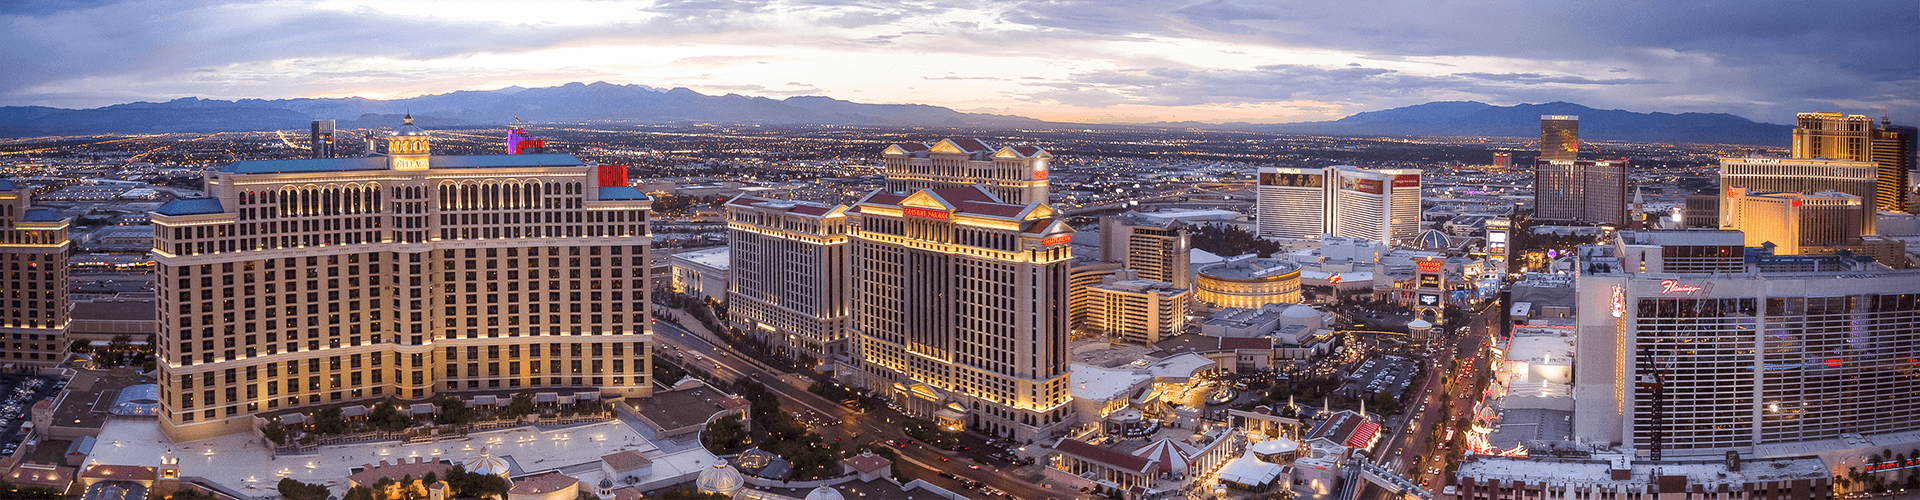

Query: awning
1347;422;1381;449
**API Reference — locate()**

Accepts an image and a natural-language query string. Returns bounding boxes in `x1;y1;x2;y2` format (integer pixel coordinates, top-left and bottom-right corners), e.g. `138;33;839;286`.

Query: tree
506;391;536;418
369;401;412;433
703;414;748;453
166;489;219;500
311;405;349;435
436;396;474;426
262;421;287;445
343;486;377;500
278;478;331;500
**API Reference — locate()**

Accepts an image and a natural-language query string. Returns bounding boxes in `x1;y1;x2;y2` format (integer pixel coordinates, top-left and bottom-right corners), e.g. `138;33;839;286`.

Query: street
651;318;1066;500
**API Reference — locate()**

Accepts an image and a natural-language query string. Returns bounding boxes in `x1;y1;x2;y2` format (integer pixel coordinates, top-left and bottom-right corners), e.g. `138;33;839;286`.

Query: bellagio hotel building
150;118;654;441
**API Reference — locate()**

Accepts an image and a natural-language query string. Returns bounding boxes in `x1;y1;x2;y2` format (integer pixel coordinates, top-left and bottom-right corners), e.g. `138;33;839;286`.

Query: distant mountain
1214;101;1790;146
0;86;1790;146
0;82;1046;137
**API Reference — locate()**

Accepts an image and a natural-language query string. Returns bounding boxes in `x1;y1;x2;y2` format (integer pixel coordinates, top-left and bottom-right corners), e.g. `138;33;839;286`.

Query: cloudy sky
4;0;1915;124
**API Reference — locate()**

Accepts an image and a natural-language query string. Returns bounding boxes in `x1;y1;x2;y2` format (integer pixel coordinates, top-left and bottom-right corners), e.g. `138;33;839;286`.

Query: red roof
788;205;832;216
1219;337;1272;350
929;186;997;205
1347;422;1381;448
892;142;930;152
726;195;761;206
1010;145;1045;156
862;193;908;206
1053;439;1153;473
957;200;1026;218
845;452;891;473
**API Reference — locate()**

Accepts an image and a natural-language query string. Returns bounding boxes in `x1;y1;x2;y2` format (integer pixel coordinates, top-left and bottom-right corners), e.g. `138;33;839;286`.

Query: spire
404;113;415;125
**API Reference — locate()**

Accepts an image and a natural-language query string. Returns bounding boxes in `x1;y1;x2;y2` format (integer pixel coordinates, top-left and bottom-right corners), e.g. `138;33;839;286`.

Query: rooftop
1618;229;1746;247
153;198;224;216
598;186;651;201
507;471;580;495
668;247;731;272
216;154;584;174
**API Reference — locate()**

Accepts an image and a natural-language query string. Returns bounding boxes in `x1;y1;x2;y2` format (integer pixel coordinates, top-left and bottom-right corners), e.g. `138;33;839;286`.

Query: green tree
506;391;536;418
278;478;331;500
369;401;413;433
703;414;748;453
436;396;474;426
343;486;377;500
311;405;349;435
262;421;287;445
166;489;219;500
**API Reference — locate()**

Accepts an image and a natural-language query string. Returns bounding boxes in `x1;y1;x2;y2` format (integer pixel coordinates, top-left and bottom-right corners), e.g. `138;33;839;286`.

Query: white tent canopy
1216;452;1284;488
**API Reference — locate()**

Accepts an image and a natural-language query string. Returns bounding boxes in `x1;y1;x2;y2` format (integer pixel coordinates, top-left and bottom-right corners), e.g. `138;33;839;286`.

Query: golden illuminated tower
1541;115;1579;162
1792;112;1872;161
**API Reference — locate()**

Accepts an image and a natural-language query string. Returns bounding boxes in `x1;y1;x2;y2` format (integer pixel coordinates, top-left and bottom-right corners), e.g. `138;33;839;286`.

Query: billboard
1417;293;1441;307
1392;175;1420;188
1352;178;1383;194
1418;260;1444;274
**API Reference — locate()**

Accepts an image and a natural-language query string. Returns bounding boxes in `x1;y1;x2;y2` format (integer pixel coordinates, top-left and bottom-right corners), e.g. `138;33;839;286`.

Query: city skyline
4;1;1916;125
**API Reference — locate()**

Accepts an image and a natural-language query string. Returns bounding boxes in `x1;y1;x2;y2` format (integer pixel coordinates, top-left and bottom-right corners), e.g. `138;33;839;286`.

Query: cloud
1454;73;1664;86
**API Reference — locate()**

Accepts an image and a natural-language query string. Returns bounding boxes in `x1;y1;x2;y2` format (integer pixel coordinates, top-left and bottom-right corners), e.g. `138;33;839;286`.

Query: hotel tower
849;139;1075;441
151;117;655;441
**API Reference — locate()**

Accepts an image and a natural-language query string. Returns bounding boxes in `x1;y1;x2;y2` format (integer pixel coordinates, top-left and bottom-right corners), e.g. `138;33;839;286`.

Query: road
651;317;1067;500
1373;299;1500;490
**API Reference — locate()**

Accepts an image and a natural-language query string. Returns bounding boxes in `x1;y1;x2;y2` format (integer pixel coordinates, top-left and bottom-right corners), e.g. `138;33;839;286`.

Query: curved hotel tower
152;117;655;441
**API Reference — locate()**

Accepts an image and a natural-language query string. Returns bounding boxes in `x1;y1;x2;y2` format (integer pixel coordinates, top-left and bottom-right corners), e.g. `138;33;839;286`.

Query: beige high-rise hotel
151;117;655;441
850;139;1074;440
1;179;72;364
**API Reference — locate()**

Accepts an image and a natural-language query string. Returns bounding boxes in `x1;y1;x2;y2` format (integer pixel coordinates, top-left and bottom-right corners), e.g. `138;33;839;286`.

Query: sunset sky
5;0;1915;124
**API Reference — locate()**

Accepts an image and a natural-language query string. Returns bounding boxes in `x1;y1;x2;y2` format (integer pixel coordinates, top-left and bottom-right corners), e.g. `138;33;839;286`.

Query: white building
723;195;852;363
1256;166;1421;244
668;247;731;302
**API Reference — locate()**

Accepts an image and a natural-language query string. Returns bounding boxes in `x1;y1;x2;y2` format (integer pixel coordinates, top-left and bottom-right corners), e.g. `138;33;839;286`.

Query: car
937;472;956;479
969;464;980;470
940;457;949;462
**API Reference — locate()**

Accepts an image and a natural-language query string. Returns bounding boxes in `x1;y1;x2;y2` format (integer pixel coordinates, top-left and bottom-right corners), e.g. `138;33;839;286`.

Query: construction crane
1636;346;1668;460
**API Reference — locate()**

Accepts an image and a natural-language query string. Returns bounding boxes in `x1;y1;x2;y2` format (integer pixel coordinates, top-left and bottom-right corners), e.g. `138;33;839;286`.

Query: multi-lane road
650;318;1069;500
1373;301;1499;491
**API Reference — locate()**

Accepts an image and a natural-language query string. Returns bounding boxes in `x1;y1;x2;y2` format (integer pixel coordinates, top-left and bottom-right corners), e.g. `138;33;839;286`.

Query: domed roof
804;486;845;500
1281;304;1320;319
599;478;614;489
467;454;510;477
697;464;744;495
1407;319;1432;329
1418;229;1451;250
392;114;429;137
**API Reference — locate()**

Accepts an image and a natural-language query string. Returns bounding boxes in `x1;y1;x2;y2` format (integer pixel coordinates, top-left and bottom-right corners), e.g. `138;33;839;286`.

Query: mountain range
0;82;1790;145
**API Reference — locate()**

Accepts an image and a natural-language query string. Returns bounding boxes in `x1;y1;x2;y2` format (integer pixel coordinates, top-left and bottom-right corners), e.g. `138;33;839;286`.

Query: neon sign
1042;234;1071;246
1418;260;1444;274
1611;285;1625;318
1866;457;1920;473
1659;280;1703;295
904;207;949;220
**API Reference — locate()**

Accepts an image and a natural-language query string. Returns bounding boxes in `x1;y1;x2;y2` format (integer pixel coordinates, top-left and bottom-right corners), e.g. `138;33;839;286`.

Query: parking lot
0;374;63;455
1345;355;1419;399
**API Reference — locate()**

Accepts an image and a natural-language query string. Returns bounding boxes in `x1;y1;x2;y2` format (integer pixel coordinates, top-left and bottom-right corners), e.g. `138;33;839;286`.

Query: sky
3;0;1915;125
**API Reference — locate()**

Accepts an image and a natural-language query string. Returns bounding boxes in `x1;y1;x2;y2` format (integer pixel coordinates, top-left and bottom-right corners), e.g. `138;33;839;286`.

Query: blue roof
598;186;651;201
155;198;225;216
217;154;584;174
0;179;15;191
21;209;65;222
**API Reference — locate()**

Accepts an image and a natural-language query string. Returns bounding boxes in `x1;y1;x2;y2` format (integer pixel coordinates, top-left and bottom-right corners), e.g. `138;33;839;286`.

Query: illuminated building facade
1540;115;1580;162
1534;159;1628;226
1721;188;1865;255
1719;157;1879;235
847;185;1075;440
724;195;852;364
1068;260;1124;336
0;179;72;364
151;117;655;441
881;139;1050;206
309;120;335;159
1871;121;1916;213
1255;166;1421;243
1791;112;1872;161
1195;256;1302;310
1573;230;1920;458
1099;211;1191;289
1085;270;1191;345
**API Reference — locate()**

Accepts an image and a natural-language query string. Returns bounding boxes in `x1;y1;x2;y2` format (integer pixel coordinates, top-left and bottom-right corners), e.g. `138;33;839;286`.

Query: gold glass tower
1540;115;1580;162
